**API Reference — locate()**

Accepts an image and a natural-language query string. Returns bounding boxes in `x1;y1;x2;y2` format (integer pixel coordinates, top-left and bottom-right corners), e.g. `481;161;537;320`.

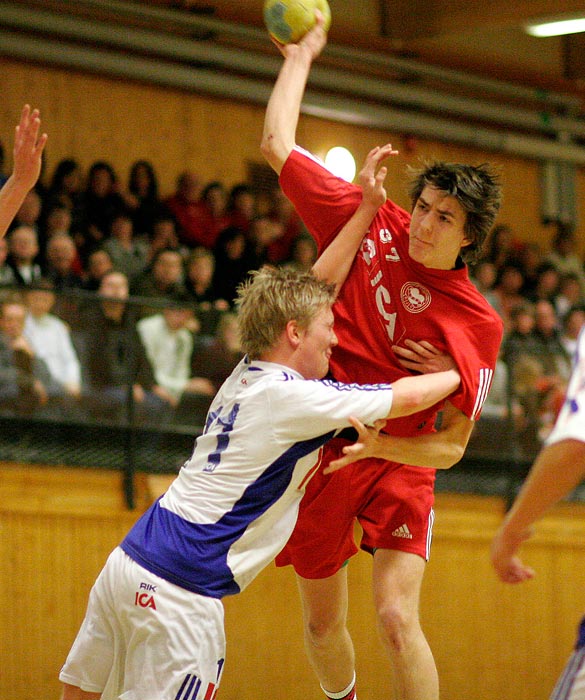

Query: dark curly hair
408;161;502;264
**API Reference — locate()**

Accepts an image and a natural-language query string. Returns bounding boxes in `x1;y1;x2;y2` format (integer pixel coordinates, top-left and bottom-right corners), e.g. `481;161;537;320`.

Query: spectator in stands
226;182;256;233
197;180;230;248
103;212;149;283
545;224;585;295
0;237;16;287
148;212;183;261
492;263;526;331
7;225;42;286
184;246;229;335
560;304;585;358
40;204;85;278
79;160;126;261
11;189;42;235
77;270;174;423
0;294;60;415
517;241;544;299
246;214;284;271
555;272;585;322
184;247;221;306
123;159;164;239
81;248;114;292
190;310;243;392
24;279;82;400
43;158;85;240
532;298;572;382
266;186;306;263
528;262;561;304
470;259;499;310
43;233;84;290
131;247;186;302
164;170;209;248
212;225;253;307
137;292;215;421
483;223;525;271
501;302;539;372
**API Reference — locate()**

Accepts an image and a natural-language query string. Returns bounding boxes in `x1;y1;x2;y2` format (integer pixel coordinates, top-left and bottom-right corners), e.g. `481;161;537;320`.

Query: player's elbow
434;442;466;469
392;386;433;417
260;133;291;174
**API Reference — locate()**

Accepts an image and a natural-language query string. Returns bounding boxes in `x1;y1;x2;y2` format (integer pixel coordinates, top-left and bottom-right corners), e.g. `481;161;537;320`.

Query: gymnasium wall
1;57;584;256
2;464;584;700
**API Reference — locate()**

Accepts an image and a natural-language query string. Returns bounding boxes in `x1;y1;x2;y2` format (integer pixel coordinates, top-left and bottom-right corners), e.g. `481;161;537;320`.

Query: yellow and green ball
264;0;331;44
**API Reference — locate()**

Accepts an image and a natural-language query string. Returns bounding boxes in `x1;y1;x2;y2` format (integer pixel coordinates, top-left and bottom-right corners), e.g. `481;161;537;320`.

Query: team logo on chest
401;282;432;313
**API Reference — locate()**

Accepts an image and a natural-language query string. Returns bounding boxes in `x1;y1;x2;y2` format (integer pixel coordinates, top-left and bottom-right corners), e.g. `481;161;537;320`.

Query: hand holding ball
264;0;331;44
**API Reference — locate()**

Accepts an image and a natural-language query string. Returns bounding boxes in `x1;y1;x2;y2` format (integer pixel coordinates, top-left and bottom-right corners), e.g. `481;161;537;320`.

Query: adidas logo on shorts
392;523;413;539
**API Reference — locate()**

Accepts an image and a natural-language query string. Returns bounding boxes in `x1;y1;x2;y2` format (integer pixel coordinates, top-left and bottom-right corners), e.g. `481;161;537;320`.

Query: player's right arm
0;105;47;239
261;14;328;174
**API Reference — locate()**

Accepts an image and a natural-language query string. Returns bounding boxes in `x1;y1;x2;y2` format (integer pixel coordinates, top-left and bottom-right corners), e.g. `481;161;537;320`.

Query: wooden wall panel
1;58;584;257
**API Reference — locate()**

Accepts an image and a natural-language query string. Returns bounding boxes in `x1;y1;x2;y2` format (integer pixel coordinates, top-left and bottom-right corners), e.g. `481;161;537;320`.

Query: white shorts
60;547;226;700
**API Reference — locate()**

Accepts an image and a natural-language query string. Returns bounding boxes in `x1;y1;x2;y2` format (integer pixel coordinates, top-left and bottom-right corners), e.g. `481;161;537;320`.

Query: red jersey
280;147;503;438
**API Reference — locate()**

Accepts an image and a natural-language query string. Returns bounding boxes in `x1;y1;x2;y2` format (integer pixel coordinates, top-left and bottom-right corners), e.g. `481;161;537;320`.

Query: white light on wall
525;15;585;38
324;147;356;182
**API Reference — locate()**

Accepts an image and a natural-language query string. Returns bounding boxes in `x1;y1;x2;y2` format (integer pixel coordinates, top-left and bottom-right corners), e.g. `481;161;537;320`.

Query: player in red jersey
261;14;503;700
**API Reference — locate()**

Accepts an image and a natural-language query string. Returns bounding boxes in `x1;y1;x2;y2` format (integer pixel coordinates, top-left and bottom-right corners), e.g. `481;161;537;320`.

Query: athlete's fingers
392;344;423;361
323;447;362;473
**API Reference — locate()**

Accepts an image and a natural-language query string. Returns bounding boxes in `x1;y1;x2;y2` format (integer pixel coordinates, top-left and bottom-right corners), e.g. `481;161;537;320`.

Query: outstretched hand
324;416;387;474
491;527;536;584
358;144;398;211
12;104;48;191
271;10;328;60
392;340;456;374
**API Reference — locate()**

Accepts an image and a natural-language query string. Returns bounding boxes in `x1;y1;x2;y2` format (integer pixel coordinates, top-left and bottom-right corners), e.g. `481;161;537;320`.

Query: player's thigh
372;548;426;617
119;565;226;700
296;566;349;630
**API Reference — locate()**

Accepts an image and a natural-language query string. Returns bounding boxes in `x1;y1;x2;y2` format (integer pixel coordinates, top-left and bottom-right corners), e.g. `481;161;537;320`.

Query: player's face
409;187;471;270
297;306;338;380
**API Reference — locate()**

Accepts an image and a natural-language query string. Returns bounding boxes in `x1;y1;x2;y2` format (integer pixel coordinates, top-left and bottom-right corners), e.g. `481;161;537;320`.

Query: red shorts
276;439;436;578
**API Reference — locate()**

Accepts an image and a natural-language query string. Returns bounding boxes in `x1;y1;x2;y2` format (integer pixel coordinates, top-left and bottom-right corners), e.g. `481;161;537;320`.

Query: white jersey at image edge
546;326;585;447
121;356;394;598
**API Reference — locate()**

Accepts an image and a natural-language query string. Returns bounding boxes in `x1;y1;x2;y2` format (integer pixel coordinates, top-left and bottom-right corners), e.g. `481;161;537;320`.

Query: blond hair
236;266;336;358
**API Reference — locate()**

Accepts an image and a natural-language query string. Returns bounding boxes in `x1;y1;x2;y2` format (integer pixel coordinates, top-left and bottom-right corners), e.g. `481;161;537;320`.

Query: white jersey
546;327;585;447
122;356;393;598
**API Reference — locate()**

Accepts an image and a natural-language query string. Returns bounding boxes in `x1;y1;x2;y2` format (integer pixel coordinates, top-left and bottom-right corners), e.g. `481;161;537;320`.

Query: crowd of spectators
0;151;583;451
471;222;585;451
0;154;316;428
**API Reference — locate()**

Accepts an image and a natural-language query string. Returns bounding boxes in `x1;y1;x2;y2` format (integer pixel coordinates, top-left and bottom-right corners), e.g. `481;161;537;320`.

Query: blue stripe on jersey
121;429;336;598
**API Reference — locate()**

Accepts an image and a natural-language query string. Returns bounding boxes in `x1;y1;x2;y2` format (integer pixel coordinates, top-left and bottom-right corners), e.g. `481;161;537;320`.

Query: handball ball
264;0;332;44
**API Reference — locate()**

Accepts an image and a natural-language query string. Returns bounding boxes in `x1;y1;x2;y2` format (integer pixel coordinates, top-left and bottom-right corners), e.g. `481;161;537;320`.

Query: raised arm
312;144;397;292
261;14;328;174
0;105;48;239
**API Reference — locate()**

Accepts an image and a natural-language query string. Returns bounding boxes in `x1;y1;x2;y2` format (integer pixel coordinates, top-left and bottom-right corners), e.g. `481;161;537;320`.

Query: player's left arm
324;399;473;473
312;145;396;292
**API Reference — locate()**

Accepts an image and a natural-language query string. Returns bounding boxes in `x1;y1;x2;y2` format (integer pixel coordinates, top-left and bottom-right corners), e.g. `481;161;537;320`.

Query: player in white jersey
0;105;47;239
492;326;585;700
59;168;461;700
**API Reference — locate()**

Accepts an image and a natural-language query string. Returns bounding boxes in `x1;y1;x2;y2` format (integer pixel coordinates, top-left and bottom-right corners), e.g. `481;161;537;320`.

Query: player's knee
305;612;346;647
376;601;418;654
